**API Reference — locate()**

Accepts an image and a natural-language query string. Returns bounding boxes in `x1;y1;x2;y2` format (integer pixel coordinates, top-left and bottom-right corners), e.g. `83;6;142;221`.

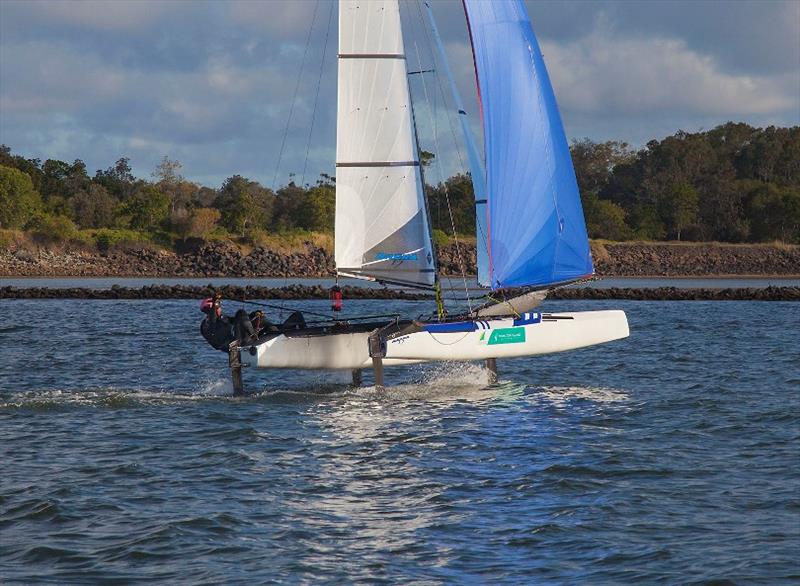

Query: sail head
463;0;593;290
335;0;436;288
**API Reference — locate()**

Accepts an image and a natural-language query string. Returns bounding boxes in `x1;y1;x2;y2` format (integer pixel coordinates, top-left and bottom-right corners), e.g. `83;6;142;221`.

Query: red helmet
200;297;213;313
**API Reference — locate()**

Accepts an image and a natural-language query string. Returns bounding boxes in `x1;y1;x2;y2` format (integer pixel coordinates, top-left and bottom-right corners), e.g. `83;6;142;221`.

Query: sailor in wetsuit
249;310;279;337
201;295;280;350
200;296;235;351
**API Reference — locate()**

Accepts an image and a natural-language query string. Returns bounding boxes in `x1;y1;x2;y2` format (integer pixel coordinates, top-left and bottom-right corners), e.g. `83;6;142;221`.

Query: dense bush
0;164;42;229
0;229;21;250
91;228;152;252
31;215;79;242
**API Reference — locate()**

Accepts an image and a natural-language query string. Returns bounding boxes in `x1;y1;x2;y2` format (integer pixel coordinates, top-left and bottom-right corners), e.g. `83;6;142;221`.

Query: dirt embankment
0;241;798;278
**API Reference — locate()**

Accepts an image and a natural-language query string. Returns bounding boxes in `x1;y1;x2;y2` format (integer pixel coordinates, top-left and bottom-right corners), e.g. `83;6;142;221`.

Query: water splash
196;378;234;397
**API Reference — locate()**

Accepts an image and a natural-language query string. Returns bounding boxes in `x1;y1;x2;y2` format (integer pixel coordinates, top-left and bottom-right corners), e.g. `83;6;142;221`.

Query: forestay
422;1;490;288
335;0;436;288
463;0;594;290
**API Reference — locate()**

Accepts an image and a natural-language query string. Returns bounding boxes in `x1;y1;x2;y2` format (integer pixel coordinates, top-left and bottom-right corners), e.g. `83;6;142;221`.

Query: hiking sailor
200;294;279;350
200;295;235;351
249;310;279;337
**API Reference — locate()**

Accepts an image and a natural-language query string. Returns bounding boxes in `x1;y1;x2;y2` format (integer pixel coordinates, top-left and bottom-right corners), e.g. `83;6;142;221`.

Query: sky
1;0;798;189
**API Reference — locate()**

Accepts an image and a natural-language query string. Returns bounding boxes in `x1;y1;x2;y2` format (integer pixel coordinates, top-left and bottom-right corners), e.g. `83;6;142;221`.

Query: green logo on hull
487;327;526;345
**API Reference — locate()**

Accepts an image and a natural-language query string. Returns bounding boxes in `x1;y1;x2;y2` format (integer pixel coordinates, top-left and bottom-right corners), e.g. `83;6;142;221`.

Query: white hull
239;329;420;370
239;310;629;371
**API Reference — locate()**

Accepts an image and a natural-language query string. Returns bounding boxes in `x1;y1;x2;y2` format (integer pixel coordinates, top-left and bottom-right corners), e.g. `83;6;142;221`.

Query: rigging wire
408;0;472;313
270;1;326;319
271;0;321;192
413;0;492;294
299;0;335;188
412;39;472;313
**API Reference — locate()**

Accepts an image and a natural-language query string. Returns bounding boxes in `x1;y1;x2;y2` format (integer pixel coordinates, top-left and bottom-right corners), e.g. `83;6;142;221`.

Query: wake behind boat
201;0;630;393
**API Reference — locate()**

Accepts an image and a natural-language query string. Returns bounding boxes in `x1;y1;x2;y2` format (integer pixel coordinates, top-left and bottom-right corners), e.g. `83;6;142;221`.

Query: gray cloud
1;0;797;188
7;0;179;32
542;32;796;116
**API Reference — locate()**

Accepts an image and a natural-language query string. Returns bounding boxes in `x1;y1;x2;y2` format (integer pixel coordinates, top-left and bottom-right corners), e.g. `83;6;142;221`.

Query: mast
407;58;446;317
422;0;490;288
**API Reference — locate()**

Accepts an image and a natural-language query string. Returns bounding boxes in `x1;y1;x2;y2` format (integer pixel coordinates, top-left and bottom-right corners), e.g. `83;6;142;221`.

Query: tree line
0;147;336;249
429;122;799;244
0;122;798;250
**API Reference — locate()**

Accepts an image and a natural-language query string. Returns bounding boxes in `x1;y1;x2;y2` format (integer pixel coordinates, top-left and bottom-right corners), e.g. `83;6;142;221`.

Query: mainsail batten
462;0;594;291
335;0;436;288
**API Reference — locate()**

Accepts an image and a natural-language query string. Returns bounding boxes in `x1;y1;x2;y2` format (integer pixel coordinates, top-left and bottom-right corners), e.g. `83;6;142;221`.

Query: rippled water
1;298;798;583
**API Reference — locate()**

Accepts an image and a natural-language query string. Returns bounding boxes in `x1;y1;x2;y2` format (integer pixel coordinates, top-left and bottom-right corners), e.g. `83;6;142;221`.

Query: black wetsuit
282;311;307;331
201;311;234;351
249;311;279;336
233;309;258;345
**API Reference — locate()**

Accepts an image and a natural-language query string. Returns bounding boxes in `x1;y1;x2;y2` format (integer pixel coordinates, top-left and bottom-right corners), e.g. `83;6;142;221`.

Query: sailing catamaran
225;0;629;391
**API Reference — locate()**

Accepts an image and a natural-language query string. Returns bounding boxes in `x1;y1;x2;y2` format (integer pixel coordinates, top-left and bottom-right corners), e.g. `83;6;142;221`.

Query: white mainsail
335;0;436;288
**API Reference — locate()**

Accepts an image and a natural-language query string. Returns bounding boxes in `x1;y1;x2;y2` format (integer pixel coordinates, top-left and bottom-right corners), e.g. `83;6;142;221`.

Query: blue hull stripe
513;313;541;326
424;321;479;334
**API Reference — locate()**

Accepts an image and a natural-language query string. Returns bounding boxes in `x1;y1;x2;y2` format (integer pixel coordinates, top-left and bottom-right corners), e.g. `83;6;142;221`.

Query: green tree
570;139;634;197
0;146;45;192
188;208;222;238
0;165;42;228
122;185;170;230
629;204;666;240
66;159;91;193
196;186;217;207
214;175;273;236
40;158;71;200
582;192;630;240
71;183;117;228
0;145;12;167
95;157;136;200
152;156;198;214
746;184;800;243
697;164;750;242
427;173;476;236
272;182;306;231
32;215;79;242
300;184;335;232
152;155;183;185
661;183;699;241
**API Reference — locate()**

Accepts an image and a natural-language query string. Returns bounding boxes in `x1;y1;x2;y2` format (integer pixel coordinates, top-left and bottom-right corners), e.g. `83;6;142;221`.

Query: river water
1;297;798;584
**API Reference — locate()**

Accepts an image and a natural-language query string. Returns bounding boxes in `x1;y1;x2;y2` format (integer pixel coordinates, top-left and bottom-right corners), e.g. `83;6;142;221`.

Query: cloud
0;30;335;185
229;0;321;40
541;32;797;117
1;42;127;113
2;0;179;32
